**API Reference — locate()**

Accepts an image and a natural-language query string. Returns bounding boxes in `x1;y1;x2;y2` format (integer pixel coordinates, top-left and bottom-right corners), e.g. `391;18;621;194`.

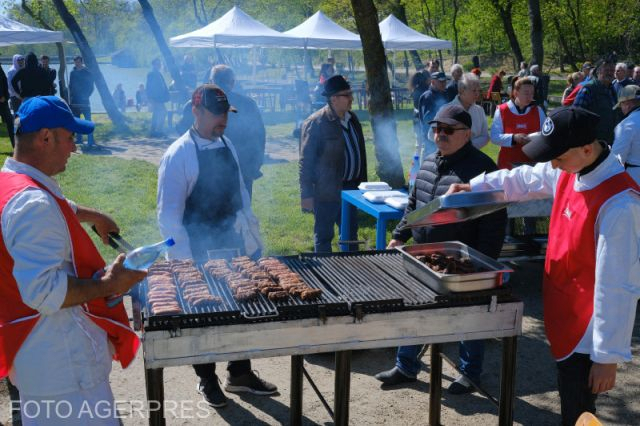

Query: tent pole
252;46;257;81
392;50;396;86
303;45;308;81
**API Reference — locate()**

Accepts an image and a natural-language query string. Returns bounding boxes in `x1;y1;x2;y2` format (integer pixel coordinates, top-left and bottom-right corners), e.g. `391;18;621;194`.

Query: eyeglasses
432;126;466;135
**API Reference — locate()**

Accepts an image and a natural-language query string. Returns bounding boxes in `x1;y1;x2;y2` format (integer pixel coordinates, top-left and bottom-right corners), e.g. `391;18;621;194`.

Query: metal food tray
396;241;513;294
402;190;510;228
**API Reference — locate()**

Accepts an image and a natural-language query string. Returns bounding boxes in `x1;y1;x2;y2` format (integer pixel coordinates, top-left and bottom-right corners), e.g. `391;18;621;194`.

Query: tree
528;0;544;67
350;0;404;188
489;0;524;68
383;0;422;70
51;0;127;129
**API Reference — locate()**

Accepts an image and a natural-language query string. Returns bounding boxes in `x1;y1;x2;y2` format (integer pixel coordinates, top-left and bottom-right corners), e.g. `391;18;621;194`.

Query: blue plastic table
339;189;406;251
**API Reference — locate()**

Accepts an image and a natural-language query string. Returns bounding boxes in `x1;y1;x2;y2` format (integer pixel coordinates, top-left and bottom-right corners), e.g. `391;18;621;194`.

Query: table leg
376;218;387;250
334;351;352;426
145;368;165;426
499;336;518;426
429;344;442;426
291;355;304;426
340;199;354;252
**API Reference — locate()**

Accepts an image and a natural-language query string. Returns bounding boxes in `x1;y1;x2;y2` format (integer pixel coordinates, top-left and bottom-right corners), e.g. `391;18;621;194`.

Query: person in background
563;62;595;106
613;62;633;96
211;65;266;198
11;52;51;101
300;75;367;253
486;70;506;100
611;85;640;184
633;66;640;84
135;83;147;112
39;55;57;95
425;59;440;74
418;71;449;159
562;72;584;104
319;56;336;85
157;84;277;408
68;55;95;148
146;58;170;137
450;106;640;426
574;60;620;144
375;105;506;393
528;64;550;109
7;54;24;114
409;71;431;153
0;63;14;148
112;83;127;114
445;64;464;102
491;77;546;170
471;67;482;78
1;96;145;424
180;54;197;91
517;61;529;77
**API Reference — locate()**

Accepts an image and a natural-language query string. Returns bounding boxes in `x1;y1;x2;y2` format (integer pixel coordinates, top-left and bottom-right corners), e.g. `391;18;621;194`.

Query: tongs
91;226;138;306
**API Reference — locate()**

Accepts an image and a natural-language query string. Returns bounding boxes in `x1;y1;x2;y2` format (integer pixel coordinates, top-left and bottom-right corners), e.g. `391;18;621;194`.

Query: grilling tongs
92;225;135;253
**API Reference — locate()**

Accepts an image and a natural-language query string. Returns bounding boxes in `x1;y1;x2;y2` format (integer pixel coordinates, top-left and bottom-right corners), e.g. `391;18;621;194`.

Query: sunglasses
432;126;466;135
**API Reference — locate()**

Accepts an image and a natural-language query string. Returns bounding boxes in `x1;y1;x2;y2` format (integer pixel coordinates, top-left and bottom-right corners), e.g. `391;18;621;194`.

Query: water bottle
123;238;175;271
408;154;421;190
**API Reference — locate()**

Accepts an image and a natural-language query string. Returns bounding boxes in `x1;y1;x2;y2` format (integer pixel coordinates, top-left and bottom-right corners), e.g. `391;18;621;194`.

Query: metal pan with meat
396;241;512;294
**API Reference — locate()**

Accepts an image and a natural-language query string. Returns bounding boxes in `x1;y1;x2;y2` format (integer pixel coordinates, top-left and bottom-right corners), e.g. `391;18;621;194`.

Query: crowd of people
0;50;639;426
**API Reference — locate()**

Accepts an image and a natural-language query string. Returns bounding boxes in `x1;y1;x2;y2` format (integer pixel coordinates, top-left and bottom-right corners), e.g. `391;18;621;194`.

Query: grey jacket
299;105;367;202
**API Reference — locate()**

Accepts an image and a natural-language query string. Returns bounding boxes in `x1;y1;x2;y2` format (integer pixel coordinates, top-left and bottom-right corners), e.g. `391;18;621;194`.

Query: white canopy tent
283;11;361;50
0;15;63;46
169;6;302;48
379;14;451;51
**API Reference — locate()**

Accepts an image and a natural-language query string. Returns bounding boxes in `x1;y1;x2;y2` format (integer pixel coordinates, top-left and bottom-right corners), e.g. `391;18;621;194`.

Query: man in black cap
449;106;640;425
375;104;507;394
157;84;277;408
299;75;367;252
418;71;448;159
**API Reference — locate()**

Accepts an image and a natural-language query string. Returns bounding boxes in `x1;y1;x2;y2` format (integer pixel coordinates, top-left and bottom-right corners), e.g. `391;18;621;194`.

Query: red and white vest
0;172;139;378
497;103;541;170
544;170;640;360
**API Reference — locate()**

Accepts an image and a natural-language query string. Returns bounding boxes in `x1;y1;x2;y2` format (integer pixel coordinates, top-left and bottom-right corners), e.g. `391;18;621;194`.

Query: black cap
322;75;351;97
192;84;237;115
431;71;447;81
523;106;600;162
428;104;472;128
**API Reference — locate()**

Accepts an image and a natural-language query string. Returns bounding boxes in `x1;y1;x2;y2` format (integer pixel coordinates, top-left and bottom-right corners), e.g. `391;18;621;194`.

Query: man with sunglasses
375;104;506;394
300;75;367;252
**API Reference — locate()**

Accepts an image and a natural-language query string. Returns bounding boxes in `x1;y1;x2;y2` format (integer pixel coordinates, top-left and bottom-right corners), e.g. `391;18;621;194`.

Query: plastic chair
575;412;603;426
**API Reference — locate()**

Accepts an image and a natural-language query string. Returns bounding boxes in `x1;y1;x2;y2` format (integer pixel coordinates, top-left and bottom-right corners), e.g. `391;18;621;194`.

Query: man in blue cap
0;96;146;424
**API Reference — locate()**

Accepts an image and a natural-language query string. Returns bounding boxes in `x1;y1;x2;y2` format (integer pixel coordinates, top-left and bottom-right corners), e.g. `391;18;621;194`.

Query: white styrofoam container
358;182;391;191
363;190;407;203
385;196;409;210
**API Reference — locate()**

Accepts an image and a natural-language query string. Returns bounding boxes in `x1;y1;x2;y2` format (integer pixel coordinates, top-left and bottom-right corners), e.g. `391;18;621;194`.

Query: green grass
0;108;502;261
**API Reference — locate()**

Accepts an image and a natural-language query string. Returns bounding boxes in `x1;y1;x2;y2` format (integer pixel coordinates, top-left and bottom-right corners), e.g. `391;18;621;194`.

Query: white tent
169;6;302;48
0;15;63;46
379;15;451;51
283;11;361;49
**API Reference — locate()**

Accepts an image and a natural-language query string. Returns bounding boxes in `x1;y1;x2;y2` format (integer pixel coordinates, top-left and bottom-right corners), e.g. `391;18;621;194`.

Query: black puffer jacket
393;142;507;259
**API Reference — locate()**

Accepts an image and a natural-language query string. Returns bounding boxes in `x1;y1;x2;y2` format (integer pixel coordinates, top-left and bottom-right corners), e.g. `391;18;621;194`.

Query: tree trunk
51;0;127;129
138;0;188;100
350;0;404;188
551;16;579;71
391;1;422;70
21;1;68;102
490;0;524;66
528;0;544;67
565;0;586;60
452;0;460;63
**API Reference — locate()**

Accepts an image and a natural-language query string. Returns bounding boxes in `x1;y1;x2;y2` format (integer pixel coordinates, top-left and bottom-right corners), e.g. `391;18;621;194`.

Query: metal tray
402;190;510;228
396;241;512;294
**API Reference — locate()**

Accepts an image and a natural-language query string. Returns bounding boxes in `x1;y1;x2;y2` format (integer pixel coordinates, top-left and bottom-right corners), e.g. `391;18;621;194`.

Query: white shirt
490;100;546;147
428;95;489;149
611;108;640;185
2;158;112;396
157;130;252;259
470;154;640;363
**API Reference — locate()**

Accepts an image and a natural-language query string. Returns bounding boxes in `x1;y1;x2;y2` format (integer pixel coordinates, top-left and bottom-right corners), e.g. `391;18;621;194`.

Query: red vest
544;171;639;360
0;172;139;378
497;103;541;169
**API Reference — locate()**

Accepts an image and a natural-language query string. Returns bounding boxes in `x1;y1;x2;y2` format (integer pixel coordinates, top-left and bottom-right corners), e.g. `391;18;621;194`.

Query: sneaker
447;375;476;395
374;366;417;386
224;371;278;395
197;377;227;408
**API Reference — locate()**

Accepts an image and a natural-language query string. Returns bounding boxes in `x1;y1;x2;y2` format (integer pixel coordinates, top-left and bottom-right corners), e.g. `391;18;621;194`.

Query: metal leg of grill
334;350;352;426
429;343;442;426
145;368;165;426
499;336;518;426
291;355;304;426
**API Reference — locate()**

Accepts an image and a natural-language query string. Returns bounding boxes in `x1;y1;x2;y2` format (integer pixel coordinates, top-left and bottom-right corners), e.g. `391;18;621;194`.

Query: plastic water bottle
123;238;175;271
408;154;421;190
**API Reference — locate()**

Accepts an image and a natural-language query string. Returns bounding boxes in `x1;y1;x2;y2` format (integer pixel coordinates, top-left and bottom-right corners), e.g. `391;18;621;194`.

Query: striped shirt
340;112;361;181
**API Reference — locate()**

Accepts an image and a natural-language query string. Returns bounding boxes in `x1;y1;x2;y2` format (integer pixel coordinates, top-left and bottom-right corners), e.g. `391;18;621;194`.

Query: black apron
183;130;244;260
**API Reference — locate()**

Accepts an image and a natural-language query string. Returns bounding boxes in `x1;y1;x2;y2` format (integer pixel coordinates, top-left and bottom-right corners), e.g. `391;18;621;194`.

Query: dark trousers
557;353;597;426
0;101;15;148
313;200;358;252
193;360;251;379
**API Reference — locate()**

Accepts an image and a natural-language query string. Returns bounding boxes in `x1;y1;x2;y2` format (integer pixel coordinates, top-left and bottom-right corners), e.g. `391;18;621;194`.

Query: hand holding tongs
91;226;137;306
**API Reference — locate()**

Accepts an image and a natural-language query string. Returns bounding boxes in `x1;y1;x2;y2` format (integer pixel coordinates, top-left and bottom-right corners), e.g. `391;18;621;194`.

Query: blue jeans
396;340;485;380
71;104;95;146
313;200;357;253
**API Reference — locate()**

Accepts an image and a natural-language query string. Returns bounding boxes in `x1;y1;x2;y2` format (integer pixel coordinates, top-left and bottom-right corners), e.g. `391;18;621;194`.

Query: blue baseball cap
16;96;95;135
